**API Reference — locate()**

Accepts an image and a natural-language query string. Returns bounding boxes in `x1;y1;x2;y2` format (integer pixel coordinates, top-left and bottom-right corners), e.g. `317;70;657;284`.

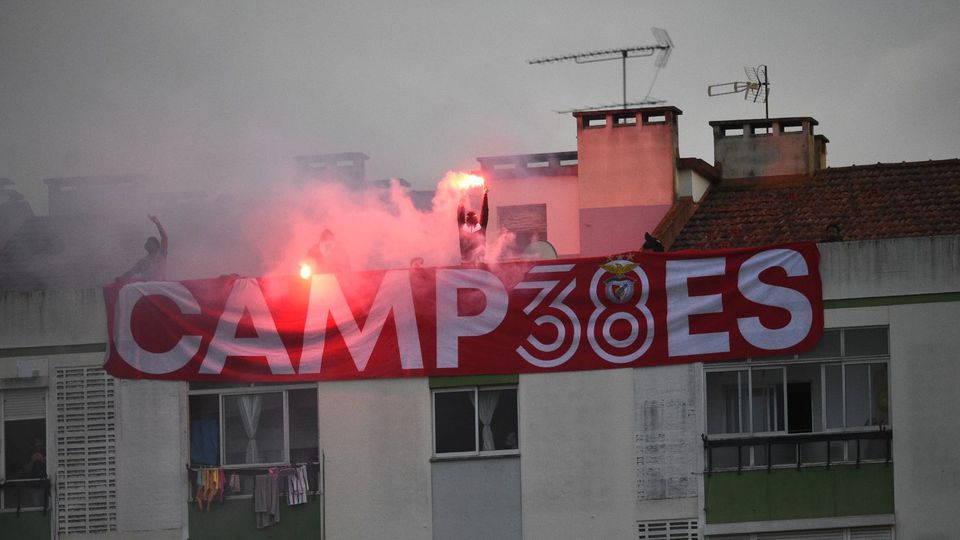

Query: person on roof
457;187;489;264
307;229;351;273
119;215;168;281
642;232;664;252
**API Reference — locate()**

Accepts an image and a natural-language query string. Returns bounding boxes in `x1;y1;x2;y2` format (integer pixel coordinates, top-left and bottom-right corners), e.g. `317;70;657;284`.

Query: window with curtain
188;385;319;495
189;386;318;467
433;387;518;456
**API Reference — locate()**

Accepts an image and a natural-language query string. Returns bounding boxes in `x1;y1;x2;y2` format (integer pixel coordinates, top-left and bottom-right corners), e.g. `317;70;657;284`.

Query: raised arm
479;188;489;230
149;215;168;255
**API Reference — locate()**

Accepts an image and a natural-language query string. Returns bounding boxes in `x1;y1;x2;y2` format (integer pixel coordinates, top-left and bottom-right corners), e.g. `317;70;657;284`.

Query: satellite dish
521;240;559;261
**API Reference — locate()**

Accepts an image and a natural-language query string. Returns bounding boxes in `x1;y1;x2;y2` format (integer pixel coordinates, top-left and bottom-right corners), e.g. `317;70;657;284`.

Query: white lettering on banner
116;282;202;375
300;270;423;373
666;258;731;356
201;279;294;374
587;261;654;363
436;269;508;368
104;244;822;381
514;269;581;368
737;248;813;350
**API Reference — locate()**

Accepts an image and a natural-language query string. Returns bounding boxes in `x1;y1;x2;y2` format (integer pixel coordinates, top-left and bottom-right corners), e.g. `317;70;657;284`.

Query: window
642;113;667;124
189;384;318;495
433;386;518;456
705;327;890;468
2;388;47;511
780;121;804;133
498;204;548;257
584;115;607;128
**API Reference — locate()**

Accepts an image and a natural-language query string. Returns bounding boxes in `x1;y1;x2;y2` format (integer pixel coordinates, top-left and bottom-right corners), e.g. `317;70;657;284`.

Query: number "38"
514;261;653;368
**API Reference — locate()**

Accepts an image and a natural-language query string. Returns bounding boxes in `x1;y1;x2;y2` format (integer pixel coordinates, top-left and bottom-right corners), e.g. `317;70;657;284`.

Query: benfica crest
599;256;640;304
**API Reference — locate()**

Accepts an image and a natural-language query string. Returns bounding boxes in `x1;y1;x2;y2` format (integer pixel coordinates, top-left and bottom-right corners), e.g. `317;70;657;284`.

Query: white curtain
238;395;263;463
477;391;500;451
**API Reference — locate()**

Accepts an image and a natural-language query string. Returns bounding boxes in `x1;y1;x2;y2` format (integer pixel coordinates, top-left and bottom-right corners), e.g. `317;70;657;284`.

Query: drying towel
287;465;309;506
255;474;280;528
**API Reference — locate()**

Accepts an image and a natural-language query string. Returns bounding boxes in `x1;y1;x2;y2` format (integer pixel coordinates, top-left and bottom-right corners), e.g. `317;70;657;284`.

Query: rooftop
669;159;960;250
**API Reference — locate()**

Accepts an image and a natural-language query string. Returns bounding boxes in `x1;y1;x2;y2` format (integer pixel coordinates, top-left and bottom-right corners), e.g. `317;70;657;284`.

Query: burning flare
299;262;313;280
450;172;485;191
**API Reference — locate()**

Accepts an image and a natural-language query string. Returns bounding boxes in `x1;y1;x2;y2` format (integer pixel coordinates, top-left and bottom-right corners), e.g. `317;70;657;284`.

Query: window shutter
3;388;46;420
848;527;893;540
638;519;700;540
55;366;117;535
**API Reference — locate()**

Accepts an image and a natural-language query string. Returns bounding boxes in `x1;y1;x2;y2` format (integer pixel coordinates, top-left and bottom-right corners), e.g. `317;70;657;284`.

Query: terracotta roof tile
669;159;960;250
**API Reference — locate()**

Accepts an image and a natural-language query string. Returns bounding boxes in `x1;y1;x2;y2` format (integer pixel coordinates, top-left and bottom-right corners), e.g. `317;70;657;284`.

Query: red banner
103;243;823;381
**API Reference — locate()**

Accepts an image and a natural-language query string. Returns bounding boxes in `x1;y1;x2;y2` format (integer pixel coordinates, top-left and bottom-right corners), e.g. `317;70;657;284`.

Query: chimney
43;175;145;216
710;117;828;179
294;152;369;190
574;106;682;256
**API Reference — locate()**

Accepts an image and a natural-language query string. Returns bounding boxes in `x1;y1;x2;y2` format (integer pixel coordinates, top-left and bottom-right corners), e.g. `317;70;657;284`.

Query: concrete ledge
704;513;895;535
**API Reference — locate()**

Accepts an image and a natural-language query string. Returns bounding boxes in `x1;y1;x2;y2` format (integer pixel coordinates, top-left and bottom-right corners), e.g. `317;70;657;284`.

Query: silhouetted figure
22;438;46;479
119;215;168;281
457;187;489;263
307;229;351;273
642;232;664;252
822;223;843;242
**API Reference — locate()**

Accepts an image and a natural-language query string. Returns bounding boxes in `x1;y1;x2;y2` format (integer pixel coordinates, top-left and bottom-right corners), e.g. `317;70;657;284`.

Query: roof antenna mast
528;27;674;113
707;65;770;119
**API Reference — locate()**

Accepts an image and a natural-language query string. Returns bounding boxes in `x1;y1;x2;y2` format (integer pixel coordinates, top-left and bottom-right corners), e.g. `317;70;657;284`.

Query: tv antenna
528;27;674;112
707;65;770;119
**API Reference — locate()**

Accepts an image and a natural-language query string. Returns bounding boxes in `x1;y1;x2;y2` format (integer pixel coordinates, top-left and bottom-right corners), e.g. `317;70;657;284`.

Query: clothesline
186;461;320;476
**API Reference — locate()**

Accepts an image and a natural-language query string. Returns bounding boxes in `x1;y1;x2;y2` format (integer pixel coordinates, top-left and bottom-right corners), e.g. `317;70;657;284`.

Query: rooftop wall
0;288;106;348
711;118;824;179
819;235;960;300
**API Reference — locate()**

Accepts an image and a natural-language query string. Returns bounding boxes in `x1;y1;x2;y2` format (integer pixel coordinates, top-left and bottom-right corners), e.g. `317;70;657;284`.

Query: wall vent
848;527;893;540
638;519;700;539
55;366;117;535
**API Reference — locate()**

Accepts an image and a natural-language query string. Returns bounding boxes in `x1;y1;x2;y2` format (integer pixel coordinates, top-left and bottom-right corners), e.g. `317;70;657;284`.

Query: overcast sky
2;0;958;213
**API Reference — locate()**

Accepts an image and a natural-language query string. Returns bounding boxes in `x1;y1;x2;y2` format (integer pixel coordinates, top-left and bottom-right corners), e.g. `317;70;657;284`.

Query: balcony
702;430;894;525
704;427;891;473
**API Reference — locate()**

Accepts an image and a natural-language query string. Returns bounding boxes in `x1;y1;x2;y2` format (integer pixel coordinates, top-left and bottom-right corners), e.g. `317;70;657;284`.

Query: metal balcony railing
0;477;51;515
703;426;892;474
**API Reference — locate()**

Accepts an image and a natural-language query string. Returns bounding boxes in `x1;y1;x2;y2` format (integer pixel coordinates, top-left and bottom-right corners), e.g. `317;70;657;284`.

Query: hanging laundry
287;465;309;506
229;473;241;494
195;468;221;510
254;473;280;528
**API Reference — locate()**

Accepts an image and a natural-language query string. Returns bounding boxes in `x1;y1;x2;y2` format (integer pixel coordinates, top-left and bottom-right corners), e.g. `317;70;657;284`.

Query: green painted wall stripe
189;496;322;539
705;463;894;524
825;291;960;309
0;510;51;540
430;374;519;388
0;342;106;358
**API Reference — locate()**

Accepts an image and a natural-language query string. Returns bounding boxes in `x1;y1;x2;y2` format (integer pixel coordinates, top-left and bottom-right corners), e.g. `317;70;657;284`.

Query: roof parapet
476;151;578;179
